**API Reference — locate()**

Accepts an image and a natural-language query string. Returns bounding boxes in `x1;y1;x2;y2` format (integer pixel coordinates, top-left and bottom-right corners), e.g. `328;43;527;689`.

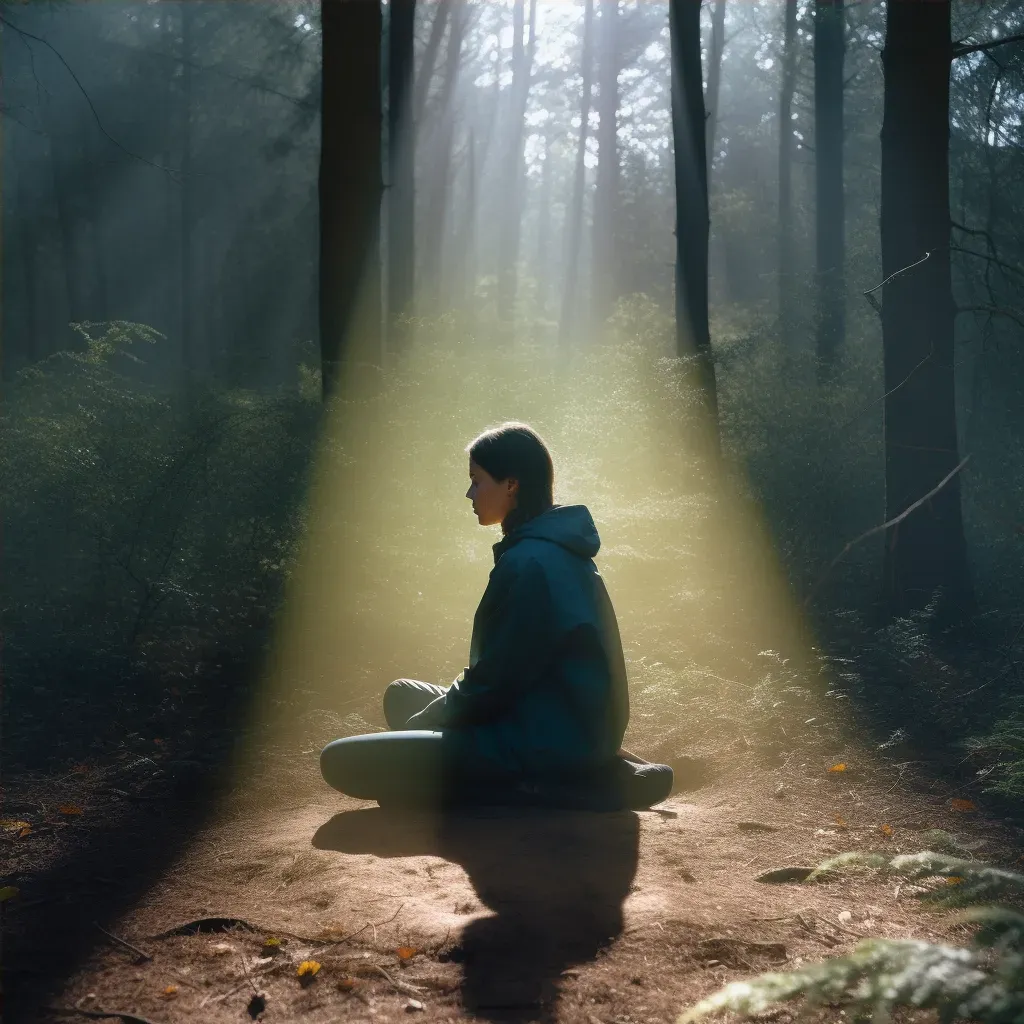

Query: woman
320;422;673;811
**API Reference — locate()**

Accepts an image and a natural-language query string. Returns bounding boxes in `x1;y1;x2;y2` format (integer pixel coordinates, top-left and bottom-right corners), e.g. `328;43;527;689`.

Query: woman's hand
405;694;449;731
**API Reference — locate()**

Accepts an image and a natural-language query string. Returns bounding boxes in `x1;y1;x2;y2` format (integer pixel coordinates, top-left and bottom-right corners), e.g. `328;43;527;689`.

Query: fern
678;852;1024;1024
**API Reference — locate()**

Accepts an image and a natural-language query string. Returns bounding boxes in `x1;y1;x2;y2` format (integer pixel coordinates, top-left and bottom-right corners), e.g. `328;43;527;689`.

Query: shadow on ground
314;807;640;1022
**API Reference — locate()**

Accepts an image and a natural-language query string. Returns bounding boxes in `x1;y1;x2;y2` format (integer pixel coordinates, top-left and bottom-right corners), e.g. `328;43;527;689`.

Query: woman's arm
436;556;556;728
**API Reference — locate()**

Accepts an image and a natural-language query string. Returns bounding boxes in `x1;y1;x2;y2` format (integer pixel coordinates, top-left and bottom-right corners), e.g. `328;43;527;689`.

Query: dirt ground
5;735;1022;1024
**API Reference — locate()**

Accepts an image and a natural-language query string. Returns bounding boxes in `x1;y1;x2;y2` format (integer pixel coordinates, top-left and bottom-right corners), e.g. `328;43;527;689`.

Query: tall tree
669;0;719;449
387;0;416;344
496;0;538;322
420;0;465;309
558;0;595;348
592;0;620;328
704;0;726;167
777;0;798;325
879;0;971;616
319;0;383;398
180;0;196;375
814;0;845;374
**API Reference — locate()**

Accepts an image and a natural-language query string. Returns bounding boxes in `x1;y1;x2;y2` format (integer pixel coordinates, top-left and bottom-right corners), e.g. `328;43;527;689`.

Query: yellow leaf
18;826;31;838
396;946;416;960
946;876;964;886
162;986;179;998
879;824;894;838
950;799;976;812
834;816;849;830
297;960;321;978
0;886;20;902
828;763;847;773
0;820;31;833
58;805;83;816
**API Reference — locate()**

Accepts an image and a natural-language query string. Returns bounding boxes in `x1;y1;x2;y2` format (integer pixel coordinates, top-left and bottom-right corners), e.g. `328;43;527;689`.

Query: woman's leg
321;730;451;806
383;678;448;730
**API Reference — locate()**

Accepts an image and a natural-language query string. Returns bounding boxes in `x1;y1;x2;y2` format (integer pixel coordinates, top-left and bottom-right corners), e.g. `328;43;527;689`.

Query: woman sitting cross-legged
320;422;674;812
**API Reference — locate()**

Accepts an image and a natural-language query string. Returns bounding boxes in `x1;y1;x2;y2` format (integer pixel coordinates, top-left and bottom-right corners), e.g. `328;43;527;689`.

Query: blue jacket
420;505;630;776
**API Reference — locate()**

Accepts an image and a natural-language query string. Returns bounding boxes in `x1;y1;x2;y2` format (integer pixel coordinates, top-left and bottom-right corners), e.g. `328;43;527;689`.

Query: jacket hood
493;504;601;563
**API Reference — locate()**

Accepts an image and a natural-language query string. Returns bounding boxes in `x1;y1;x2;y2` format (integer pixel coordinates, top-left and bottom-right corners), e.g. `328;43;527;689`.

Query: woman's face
466;459;518;527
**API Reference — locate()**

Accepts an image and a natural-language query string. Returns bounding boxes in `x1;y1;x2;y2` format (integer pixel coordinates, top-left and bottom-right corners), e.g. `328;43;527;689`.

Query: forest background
3;0;1024;822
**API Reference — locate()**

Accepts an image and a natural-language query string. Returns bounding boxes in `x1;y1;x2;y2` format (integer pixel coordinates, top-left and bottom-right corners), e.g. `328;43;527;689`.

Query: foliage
679;852;1024;1024
967;703;1024;802
1;322;319;765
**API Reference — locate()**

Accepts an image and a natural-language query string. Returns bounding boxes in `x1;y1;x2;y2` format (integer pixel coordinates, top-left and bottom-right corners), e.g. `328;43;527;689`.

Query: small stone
405;999;425;1012
837;910;853;923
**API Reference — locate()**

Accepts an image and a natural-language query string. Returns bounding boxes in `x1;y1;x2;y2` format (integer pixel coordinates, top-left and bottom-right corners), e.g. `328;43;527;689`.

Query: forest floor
6;723;1023;1024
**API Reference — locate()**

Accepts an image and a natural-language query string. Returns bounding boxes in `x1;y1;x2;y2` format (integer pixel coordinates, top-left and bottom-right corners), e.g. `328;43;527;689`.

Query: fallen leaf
58;805;83;816
950;798;976;812
297;960;321;978
336;978;357;992
0;820;31;833
161;986;178;999
17;826;32;838
946;876;964;886
828;763;847;773
261;937;283;956
0;886;20;902
396;946;416;960
834;816;849;830
879;824;894;838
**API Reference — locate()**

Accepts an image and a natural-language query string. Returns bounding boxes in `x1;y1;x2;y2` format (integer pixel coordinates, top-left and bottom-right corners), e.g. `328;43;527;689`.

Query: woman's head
465;422;554;534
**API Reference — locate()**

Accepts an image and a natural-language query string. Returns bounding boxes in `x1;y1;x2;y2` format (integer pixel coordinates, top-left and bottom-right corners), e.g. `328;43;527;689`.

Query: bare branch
952;31;1024;59
957;304;1024;331
0;12;179;180
805;456;971;606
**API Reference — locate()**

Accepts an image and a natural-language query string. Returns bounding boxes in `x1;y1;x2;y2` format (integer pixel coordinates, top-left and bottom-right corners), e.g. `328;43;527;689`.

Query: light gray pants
319;678;674;810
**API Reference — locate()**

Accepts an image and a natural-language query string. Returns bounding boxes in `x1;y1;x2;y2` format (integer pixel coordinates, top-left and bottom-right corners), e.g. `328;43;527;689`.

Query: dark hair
467;422;555;535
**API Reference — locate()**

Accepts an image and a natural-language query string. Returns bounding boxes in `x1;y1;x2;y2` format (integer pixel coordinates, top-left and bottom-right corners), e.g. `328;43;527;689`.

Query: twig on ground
93;921;153;962
375;965;425;996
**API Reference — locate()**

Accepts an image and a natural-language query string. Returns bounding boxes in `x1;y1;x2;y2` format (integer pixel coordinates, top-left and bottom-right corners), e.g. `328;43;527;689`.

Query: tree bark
412;0;452;129
319;0;383;398
704;0;726;167
558;0;595;348
880;0;972;617
669;0;719;450
777;0;797;325
496;0;538;322
592;0;620;328
813;0;845;375
387;0;416;345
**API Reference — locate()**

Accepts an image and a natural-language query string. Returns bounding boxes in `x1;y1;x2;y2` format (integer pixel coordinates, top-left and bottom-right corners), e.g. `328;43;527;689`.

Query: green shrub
679;852;1024;1024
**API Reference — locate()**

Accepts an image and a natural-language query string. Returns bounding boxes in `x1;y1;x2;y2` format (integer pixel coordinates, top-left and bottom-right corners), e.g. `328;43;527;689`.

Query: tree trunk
420;1;464;310
558;0;595;348
496;0;538;323
180;0;195;376
592;0;620;328
879;0;972;617
669;0;719;450
813;0;845;375
777;0;797;324
387;0;416;346
319;0;383;399
535;132;554;317
704;0;726;167
412;0;452;129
